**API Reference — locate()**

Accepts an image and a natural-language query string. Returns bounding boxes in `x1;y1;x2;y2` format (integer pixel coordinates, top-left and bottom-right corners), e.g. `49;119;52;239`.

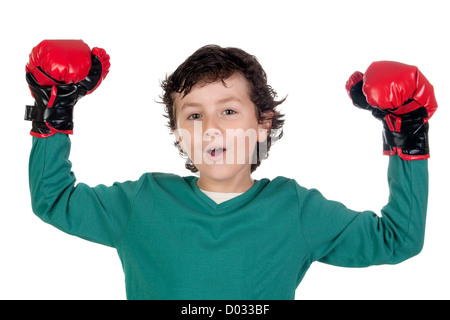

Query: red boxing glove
363;61;437;121
346;61;437;160
25;40;110;137
27;40;91;86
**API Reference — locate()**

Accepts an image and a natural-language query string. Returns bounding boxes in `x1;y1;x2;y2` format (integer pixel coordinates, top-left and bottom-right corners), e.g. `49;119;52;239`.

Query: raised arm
299;61;437;267
298;155;428;267
25;40;142;247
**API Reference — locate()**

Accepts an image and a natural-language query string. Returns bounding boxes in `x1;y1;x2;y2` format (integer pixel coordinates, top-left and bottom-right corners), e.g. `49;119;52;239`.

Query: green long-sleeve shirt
28;133;428;299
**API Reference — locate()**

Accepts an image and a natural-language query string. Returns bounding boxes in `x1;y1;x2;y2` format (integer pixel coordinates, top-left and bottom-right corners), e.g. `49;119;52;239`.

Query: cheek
176;126;204;161
227;129;259;160
235;130;257;147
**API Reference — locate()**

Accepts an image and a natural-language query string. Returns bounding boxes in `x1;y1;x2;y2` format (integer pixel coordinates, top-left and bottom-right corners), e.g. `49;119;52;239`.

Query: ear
257;111;273;143
172;128;185;153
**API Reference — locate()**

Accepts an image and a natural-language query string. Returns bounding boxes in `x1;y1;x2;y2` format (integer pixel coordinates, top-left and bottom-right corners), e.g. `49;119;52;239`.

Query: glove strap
25;72;80;137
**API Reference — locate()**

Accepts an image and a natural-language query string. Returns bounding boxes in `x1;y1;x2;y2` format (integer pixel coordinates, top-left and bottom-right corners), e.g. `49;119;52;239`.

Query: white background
1;0;449;300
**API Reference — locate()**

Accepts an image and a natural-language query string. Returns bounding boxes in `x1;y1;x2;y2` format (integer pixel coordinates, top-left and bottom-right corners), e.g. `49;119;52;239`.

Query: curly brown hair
160;44;286;173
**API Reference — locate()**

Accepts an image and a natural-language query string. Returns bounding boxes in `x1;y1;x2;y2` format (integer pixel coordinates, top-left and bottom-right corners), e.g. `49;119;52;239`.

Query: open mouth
207;147;225;158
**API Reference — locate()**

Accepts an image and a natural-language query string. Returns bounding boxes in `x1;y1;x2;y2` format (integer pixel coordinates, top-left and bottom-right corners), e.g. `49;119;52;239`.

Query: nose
204;127;222;137
203;116;223;138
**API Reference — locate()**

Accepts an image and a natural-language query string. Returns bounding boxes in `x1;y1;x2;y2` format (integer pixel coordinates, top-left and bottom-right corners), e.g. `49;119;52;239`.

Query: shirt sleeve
28;133;147;248
297;155;428;267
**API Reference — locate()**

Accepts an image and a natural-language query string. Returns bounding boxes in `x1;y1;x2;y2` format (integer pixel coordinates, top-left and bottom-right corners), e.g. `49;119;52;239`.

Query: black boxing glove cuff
381;112;430;160
25;104;74;137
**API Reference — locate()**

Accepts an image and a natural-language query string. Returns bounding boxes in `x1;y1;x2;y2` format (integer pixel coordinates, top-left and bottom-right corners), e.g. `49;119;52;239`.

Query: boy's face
173;73;271;192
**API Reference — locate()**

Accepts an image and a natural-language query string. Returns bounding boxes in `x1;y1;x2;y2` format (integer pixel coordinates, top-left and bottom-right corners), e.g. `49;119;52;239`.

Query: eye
222;109;237;115
188;113;202;120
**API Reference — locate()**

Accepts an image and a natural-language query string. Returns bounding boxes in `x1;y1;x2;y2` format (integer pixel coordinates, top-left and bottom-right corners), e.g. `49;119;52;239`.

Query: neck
197;173;254;193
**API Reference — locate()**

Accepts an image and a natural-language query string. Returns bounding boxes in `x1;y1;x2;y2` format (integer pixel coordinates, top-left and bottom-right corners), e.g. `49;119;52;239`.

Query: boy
25;40;437;300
